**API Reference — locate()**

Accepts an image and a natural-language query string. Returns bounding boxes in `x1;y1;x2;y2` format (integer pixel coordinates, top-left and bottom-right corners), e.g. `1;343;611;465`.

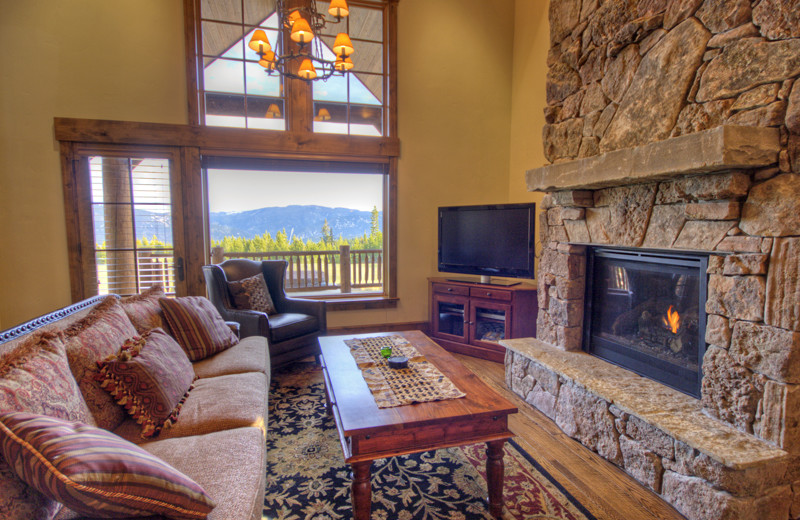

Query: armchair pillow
0;412;216;519
98;328;196;438
61;296;137;431
120;284;168;334
228;272;277;315
159;296;239;361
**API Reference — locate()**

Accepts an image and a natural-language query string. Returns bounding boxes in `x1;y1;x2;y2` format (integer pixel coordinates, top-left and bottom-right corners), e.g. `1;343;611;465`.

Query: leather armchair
203;259;326;367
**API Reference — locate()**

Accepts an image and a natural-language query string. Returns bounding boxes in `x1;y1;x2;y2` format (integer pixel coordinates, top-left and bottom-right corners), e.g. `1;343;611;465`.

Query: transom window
191;0;392;136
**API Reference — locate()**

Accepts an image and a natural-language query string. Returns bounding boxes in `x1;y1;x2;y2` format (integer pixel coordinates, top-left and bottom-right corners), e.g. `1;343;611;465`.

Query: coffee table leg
351;461;372;520
486;440;505;519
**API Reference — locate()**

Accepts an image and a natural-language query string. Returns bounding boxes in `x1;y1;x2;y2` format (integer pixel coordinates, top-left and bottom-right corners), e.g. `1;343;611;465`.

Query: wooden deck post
211;246;225;264
339;244;351;293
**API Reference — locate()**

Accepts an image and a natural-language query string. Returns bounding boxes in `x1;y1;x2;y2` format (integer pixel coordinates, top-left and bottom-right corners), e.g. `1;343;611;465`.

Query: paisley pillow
61;296;137;431
98;328;196;438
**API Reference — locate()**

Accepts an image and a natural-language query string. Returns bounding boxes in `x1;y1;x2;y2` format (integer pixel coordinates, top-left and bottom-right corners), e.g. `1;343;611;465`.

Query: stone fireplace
502;2;800;519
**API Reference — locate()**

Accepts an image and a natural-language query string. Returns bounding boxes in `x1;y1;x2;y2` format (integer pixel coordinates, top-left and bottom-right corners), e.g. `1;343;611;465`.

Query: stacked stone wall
545;0;800;169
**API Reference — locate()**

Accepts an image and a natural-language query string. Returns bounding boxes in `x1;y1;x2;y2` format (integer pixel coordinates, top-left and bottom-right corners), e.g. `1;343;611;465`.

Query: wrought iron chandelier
248;0;354;82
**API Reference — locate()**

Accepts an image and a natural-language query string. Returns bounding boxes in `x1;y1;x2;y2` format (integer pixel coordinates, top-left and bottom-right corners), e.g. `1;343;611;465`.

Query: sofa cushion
228;272;276;315
0;332;94;520
119;284;167;333
98;328;196;439
159;296;239;361
142;427;267;520
61;296;137;431
268;313;320;342
114;371;267;443
0;412;215;519
191;336;270;379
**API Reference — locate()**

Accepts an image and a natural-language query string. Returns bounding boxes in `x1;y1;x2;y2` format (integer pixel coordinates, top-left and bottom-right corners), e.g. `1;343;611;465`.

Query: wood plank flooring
454;354;686;520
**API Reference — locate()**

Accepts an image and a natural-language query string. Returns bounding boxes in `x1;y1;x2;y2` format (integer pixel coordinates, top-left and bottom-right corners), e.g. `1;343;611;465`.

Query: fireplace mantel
526;126;780;192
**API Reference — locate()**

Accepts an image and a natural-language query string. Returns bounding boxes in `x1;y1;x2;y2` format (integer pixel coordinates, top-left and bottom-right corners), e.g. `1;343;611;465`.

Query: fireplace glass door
584;248;708;398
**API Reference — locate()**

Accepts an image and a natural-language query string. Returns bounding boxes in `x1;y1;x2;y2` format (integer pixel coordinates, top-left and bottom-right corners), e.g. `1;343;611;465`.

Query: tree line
98;208;384;253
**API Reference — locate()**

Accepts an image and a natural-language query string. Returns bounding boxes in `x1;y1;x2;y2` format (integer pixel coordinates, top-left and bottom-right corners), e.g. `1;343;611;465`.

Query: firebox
583;247;708;398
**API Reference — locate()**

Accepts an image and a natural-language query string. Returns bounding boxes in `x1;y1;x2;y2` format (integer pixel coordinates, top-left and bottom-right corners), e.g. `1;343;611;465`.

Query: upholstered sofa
0;289;270;520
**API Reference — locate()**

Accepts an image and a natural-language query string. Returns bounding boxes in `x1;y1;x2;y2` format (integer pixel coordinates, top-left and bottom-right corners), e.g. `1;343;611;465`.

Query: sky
206;169;384;213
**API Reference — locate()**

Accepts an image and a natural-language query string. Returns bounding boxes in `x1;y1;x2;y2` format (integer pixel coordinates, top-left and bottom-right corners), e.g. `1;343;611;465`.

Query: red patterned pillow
61;296;138;430
98;328;196;438
228;272;277;315
120;284;168;333
0;412;216;519
0;332;94;520
159;296;239;361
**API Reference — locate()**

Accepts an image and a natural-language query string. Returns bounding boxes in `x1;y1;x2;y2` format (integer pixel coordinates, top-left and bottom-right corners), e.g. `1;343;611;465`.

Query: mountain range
209;205;380;241
92;205;381;244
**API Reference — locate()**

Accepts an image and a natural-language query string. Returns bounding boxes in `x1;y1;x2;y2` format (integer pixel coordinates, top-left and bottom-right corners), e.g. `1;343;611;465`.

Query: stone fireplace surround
502;125;800;520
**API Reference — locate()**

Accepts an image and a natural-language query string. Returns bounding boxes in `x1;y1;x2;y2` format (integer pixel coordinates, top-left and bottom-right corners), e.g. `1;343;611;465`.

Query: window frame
56;119;398;309
183;0;398;138
60;142;195;301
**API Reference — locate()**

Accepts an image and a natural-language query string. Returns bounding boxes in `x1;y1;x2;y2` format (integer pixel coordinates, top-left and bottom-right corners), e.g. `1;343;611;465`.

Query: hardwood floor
454;354;686;520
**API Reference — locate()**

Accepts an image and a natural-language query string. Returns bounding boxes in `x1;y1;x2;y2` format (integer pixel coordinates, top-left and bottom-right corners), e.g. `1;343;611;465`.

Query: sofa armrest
225;321;241;339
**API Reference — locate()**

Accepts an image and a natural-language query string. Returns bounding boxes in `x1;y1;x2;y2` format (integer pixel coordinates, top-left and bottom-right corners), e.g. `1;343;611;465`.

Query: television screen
438;203;536;280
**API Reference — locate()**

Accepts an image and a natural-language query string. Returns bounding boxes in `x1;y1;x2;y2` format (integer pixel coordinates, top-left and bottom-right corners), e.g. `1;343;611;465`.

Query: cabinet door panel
431;293;469;343
469;301;512;350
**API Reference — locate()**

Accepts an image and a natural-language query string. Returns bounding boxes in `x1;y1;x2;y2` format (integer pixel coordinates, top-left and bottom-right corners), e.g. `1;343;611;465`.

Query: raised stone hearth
503;338;789;516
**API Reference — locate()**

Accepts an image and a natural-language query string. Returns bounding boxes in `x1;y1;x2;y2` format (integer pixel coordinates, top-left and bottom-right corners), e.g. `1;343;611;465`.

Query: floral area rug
263;363;596;520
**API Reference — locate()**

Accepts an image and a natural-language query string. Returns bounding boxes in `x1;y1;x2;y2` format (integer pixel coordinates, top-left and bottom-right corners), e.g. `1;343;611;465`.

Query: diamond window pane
351;40;383;75
202;22;246;61
313;73;349;103
350;105;382;136
348;5;382;42
246;60;281;96
244;0;276;25
204;59;245;94
350;73;382;105
201;0;242;23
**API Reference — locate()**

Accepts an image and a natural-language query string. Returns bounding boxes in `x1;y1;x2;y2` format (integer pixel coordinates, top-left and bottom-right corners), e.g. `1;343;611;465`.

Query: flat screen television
438;203;536;285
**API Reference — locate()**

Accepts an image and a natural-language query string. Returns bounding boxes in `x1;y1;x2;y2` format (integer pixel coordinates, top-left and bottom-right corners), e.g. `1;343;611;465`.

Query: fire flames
662;305;681;334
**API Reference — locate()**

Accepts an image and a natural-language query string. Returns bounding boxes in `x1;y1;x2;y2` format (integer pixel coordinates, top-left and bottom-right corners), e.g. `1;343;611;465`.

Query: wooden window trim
57;117;398;308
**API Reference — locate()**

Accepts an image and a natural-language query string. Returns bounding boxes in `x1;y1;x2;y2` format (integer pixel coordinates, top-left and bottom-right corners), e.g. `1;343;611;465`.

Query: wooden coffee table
319;331;517;520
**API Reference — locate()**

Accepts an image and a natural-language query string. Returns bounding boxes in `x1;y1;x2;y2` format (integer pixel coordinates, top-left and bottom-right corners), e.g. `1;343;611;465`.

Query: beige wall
0;1;187;329
0;0;548;330
508;0;550;277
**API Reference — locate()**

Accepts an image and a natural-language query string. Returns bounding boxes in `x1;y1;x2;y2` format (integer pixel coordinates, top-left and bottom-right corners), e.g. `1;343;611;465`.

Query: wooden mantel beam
526;126;780;192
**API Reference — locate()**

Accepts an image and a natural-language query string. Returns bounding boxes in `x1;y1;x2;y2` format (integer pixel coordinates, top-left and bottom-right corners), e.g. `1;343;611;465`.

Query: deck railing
210;245;383;293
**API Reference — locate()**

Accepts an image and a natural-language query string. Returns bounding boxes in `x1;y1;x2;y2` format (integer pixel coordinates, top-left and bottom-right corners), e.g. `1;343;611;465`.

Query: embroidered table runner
344;335;466;409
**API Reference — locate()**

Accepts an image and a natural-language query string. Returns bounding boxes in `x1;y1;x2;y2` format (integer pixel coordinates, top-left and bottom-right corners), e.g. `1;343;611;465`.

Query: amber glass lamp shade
258;51;276;70
298;59;318;80
290;18;314;44
328;0;349;18
265;103;281;118
248;30;271;54
334;56;354;71
287;10;301;26
333;33;354;57
315;108;332;121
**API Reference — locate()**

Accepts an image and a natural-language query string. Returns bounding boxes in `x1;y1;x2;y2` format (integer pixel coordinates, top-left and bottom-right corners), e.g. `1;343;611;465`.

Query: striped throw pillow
159;297;239;361
98;328;196;438
0;412;215;519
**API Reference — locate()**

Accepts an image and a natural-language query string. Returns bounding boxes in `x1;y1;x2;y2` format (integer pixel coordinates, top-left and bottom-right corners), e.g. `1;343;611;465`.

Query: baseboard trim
326;321;429;336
